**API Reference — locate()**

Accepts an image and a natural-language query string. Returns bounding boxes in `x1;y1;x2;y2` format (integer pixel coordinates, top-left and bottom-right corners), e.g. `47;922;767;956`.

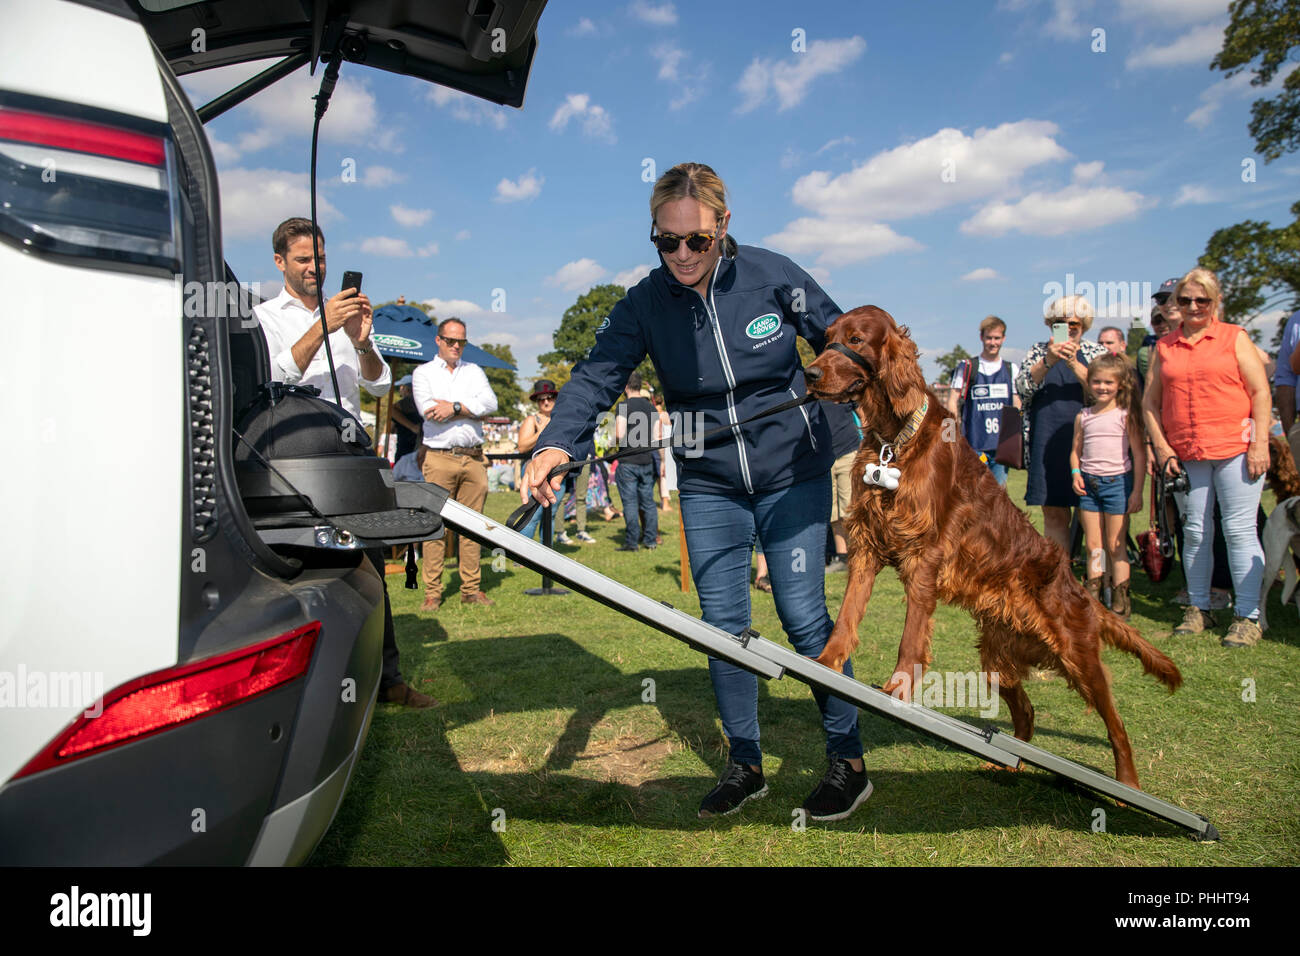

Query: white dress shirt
412;355;498;448
253;286;391;419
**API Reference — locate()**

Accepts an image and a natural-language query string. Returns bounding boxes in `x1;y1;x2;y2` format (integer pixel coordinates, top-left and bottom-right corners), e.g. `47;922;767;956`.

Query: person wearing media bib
945;315;1020;486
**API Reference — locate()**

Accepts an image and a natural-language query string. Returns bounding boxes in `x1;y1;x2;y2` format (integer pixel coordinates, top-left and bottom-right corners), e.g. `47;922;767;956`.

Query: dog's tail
1099;613;1182;692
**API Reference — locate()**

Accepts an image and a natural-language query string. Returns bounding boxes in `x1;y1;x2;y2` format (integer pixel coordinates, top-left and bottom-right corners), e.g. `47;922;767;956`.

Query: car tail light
11;623;320;780
0;101;179;272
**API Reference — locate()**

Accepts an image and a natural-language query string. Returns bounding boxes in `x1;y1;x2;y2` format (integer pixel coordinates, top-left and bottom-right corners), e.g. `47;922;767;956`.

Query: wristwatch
453;401;462;416
355;341;373;355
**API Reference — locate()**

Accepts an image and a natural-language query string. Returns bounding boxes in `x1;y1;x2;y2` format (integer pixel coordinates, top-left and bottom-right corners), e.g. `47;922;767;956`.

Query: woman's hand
1247;440;1269;481
1127;490;1143;515
1161;456;1182;479
521;448;571;505
1072;471;1085;496
1046;340;1078;367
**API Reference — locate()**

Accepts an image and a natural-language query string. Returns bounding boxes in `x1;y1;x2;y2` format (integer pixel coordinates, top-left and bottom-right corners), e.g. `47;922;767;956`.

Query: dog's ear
880;323;927;416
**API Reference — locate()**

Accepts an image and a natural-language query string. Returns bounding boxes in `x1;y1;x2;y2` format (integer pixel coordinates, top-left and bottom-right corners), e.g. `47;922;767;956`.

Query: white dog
1259;495;1300;631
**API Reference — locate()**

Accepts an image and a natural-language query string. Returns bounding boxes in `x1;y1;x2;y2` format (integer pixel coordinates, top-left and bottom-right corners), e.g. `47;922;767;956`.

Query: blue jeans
1182;455;1264;619
519;502;553;546
679;474;863;767
615;461;659;547
984;457;1008;486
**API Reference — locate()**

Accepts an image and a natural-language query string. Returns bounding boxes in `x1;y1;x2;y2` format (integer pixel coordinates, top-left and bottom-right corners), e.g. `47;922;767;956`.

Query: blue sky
180;0;1299;383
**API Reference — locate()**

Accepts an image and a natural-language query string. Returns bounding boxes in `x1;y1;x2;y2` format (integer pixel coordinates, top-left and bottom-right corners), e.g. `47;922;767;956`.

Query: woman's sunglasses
650;228;716;255
1176;296;1213;308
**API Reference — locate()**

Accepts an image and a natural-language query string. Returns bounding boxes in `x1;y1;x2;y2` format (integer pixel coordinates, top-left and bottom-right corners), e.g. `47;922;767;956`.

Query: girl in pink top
1070;352;1147;619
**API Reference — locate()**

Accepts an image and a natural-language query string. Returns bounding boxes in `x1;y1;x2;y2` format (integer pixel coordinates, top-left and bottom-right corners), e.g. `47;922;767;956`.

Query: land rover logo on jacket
371;334;421;351
746;313;780;339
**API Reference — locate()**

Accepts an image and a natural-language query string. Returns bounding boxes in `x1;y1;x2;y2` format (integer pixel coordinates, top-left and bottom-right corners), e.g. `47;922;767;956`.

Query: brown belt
431;445;484;460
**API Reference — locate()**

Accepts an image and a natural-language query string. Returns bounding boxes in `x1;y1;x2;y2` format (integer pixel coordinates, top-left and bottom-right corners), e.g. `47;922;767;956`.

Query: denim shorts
1079;470;1133;514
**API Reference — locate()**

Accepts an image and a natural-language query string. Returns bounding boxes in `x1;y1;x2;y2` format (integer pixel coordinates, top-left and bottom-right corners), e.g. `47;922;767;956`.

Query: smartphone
1051;321;1068;344
341;270;363;295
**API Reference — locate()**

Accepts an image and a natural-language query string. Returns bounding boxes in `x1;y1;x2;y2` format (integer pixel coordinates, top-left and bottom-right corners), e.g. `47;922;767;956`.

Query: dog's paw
882;670;914;702
979;761;1022;773
814;646;848;672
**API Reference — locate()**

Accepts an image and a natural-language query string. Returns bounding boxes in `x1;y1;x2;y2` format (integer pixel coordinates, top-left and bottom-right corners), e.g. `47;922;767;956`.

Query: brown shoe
1111;581;1131;620
1084;577;1103;603
1172;605;1215;637
420;595;441;612
1222;616;1262;648
380;682;438;708
461;591;494;606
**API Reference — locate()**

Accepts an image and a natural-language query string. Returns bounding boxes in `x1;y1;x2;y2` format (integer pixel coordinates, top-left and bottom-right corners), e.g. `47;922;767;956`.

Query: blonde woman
1142;268;1270;647
521;162;868;822
1015;295;1108;552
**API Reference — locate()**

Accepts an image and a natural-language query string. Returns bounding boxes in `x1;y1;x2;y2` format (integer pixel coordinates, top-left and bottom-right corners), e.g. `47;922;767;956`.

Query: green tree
1200;202;1300;347
478;343;524;421
934;344;973;382
1212;0;1300;162
540;284;659;392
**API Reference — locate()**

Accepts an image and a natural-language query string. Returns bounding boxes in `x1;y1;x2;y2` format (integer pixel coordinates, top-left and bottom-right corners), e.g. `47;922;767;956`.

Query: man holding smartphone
254;218;390;416
254;218;433;708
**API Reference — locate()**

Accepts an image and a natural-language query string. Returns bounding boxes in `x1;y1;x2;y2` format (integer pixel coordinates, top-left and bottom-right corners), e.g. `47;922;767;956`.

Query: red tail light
0;107;165;165
12;623;320;780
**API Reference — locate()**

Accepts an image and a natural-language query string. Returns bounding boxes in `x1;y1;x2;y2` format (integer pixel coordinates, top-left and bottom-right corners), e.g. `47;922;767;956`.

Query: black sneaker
698;761;768;819
801;757;872;822
615;543;638;552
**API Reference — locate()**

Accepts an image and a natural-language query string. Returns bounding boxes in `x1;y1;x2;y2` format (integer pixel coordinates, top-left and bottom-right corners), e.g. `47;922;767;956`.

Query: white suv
0;0;544;865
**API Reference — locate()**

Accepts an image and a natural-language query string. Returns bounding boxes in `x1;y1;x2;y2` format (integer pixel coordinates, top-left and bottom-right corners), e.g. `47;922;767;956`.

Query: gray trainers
555;531;574;545
575;531;597;544
1222;616;1262;648
1172;605;1216;637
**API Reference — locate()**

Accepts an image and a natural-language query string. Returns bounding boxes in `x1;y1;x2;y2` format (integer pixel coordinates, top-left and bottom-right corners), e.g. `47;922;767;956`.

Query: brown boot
1084;577;1102;603
1111;581;1131;620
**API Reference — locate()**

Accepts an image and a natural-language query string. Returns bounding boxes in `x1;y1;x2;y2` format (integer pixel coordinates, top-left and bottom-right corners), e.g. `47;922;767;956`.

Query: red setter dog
805;306;1181;789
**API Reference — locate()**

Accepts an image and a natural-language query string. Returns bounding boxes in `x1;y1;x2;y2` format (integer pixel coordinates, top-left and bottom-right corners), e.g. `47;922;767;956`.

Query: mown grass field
312;471;1300;866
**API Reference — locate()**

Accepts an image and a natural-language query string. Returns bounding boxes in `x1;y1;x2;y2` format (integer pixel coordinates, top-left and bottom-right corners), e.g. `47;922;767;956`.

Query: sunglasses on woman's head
1177;296;1212;308
650;228;716;255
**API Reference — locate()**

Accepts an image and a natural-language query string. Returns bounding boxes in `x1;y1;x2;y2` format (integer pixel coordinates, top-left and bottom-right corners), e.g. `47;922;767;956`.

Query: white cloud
210;67;378;158
546;258;608;292
359;236;437;258
736;36;866;113
1172;184;1218;206
208;135;241;166
549;93;616;142
426;85;508;129
361;165;406;188
962;268;1003;281
613;264;654;288
808;266;833;286
1126;21;1226;69
999;51;1015;64
762;218;923;268
1115;0;1230;25
423;297;490;318
650;43;709;110
568;17;598;36
628;1;677;25
780;147;802;169
494;169;544;203
789;120;1069;221
960;184;1148;236
1186;64;1298;128
1072;160;1104;182
455;229;472;240
390;204;432;227
217;167;341;241
816;136;855;154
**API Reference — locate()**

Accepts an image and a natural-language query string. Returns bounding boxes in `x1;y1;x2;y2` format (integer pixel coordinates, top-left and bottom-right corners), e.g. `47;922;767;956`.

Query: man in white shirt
254;218;432;708
253;220;391;416
413;318;499;610
945;315;1022;487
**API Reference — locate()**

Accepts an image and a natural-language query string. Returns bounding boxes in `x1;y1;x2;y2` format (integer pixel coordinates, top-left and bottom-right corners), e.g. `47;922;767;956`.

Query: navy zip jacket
538;243;841;495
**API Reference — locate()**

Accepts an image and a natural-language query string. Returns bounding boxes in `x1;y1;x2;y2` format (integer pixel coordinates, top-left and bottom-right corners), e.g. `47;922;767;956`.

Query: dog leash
507;392;818;531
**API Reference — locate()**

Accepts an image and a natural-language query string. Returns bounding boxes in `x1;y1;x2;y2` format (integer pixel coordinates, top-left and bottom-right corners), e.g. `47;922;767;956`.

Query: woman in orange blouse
1142;268;1271;647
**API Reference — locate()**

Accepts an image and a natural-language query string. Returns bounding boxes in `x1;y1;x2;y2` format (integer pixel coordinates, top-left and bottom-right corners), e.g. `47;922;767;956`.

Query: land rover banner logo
371;334;422;351
746;314;780;339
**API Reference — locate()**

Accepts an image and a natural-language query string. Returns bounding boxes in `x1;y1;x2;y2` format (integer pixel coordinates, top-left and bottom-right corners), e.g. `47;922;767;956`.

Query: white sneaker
575;531;597;544
556;531;574;545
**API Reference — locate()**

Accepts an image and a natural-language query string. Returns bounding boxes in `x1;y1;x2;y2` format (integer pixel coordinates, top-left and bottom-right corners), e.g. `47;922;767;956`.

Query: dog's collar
872;398;929;460
826;342;875;374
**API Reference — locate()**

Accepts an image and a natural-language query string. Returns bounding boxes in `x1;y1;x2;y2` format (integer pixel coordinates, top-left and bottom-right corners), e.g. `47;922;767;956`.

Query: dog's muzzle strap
826;342;875;375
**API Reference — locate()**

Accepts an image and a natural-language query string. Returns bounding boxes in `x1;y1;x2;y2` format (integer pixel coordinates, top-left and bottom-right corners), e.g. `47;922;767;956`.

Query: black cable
310;56;343;408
